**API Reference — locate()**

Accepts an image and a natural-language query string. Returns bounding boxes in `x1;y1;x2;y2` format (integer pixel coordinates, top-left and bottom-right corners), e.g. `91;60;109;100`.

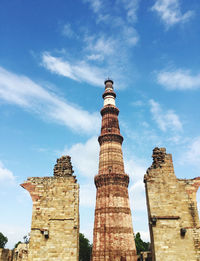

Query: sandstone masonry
144;147;200;261
0;249;13;261
21;156;79;261
92;80;137;261
13;243;28;261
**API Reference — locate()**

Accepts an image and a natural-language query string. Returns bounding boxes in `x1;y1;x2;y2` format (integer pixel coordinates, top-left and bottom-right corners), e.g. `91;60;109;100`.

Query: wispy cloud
130;180;146;211
62;136;99;178
86;54;104;62
125;156;149;240
0;161;15;182
82;0;139;51
62;136;99;207
157;69;200;90
119;0;140;23
83;0;102;13
42;53;106;87
125;156;147;181
85;36;116;57
151;0;194;28
85;0;139;24
185;137;200;167
43;1;140;90
0;66;99;134
149;99;182;132
122;26;139;46
42;50;135;89
62;23;77;38
131;100;144;107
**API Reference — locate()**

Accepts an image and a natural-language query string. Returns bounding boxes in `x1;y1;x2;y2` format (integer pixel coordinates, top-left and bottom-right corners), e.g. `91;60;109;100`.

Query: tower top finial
102;79;116;106
104;78;114;85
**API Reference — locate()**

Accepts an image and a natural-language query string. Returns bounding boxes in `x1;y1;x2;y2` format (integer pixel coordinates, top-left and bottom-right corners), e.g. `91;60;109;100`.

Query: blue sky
1;0;200;248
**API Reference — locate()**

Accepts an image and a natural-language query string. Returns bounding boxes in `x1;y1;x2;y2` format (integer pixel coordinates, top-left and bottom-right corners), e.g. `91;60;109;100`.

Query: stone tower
92;80;137;261
21;156;79;261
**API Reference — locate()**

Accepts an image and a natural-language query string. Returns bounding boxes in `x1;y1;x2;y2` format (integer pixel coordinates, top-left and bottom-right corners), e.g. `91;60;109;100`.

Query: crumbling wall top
151;147;166;168
54;155;74;177
144;147;174;182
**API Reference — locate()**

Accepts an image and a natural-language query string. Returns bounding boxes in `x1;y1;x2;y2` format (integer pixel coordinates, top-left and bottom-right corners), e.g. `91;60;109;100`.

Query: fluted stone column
92;80;137;261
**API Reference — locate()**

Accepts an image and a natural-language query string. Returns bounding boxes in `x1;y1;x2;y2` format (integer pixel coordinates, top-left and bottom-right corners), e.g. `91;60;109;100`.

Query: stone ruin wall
12;243;28;261
0;249;13;261
20;156;79;261
0;243;28;261
144;147;200;261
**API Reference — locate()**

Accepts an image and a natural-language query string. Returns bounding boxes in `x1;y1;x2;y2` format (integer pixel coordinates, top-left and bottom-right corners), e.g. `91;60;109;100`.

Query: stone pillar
21;156;79;261
92;80;137;261
144;147;200;261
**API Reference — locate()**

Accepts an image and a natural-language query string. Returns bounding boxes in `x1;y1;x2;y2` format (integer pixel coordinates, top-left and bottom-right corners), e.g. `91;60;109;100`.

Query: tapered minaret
92;80;137;261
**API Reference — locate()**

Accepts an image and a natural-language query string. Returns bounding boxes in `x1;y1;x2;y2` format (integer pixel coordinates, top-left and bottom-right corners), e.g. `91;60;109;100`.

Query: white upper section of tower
104;95;115;106
103;79;116;106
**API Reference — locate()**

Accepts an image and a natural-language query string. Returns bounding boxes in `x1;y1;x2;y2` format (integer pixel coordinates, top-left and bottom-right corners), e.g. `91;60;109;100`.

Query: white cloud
0;66;99;134
124;156;148;211
130;180;147;211
141;121;149;128
149;99;182;132
83;0;139;47
62;137;98;208
42;51;134;90
157;69;200;90
0;161;15;182
42;53;106;87
86;54;104;61
119;0;139;23
123;26;139;46
62;23;77;38
125;157;147;181
80;184;96;207
185;137;200;167
83;0;102;13
131;100;144;107
151;0;194;28
47;1;140;91
85;36;116;56
63;136;99;178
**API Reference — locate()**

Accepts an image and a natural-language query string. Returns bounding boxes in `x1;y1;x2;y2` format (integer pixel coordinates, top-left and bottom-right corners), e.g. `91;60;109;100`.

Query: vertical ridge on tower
92;80;137;261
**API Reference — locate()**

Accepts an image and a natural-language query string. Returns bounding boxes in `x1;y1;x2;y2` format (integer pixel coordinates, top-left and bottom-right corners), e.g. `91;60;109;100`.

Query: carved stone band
98;133;123;145
92;249;137;257
95;207;131;214
94;226;133;234
94;173;129;188
100;105;119;116
97;190;129;198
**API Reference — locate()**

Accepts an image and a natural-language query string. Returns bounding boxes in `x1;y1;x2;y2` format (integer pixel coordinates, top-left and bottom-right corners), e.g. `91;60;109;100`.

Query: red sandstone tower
92;80;137;261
